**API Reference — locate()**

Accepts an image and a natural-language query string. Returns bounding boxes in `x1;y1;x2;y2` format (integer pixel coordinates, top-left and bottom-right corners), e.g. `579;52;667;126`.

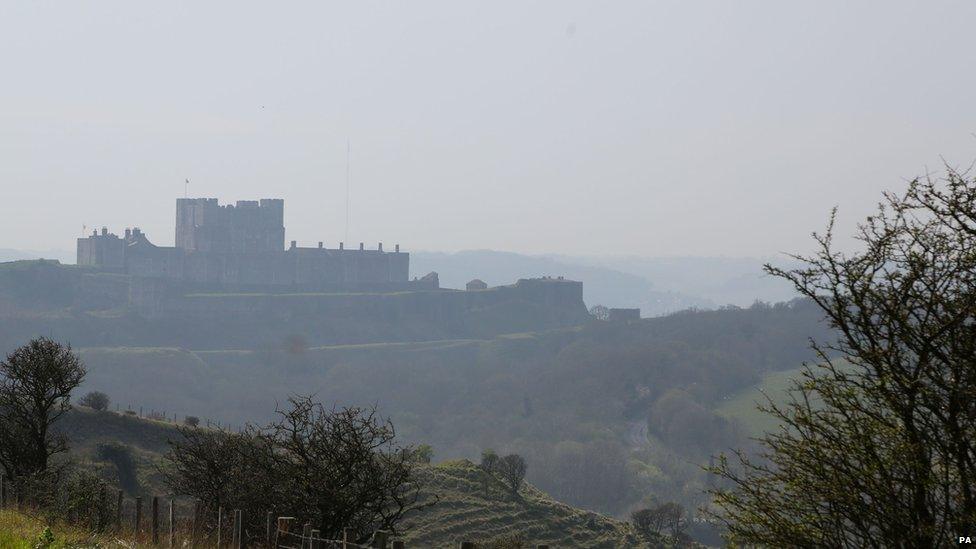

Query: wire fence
0;472;555;548
275;528;373;549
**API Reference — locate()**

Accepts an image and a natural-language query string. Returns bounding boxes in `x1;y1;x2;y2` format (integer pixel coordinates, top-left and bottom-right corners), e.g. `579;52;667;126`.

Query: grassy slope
55;410;660;547
714;368;802;436
66;306;824;520
0;509;115;548
716;361;855;437
401;460;650;548
55;407;182;497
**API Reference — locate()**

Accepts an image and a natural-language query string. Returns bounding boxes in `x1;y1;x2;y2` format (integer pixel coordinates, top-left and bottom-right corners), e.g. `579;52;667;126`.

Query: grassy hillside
716;361;856;437
50;410;673;547
62;301;829;521
54;407;181;497
401;460;651;548
715;368;803;437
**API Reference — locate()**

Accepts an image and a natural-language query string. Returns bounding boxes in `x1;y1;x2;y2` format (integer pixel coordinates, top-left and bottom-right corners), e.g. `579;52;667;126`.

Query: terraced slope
401;460;658;548
53;412;665;547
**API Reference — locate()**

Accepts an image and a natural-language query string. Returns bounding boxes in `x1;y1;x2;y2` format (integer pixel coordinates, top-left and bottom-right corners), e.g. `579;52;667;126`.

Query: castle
77;198;418;292
67;196;587;334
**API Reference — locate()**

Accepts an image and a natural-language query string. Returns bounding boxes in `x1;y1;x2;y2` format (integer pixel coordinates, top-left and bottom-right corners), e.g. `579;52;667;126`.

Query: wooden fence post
232;509;242;549
277;517;295;547
342;527;354;549
310;529;321;549
135;497;143;538
152;496;159;545
0;474;5;508
169;499;175;548
116;490;123;528
190;501;201;548
373;531;389;549
217;506;223;548
97;484;106;530
266;511;274;547
303;523;312;549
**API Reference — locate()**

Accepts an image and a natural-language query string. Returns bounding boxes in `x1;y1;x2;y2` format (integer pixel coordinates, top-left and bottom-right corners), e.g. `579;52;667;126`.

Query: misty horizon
4;2;976;257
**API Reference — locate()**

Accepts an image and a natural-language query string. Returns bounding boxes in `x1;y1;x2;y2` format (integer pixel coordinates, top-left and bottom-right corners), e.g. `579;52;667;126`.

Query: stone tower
175;198;284;253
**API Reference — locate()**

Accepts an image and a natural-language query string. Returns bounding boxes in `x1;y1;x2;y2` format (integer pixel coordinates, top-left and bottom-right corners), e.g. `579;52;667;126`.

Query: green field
715;368;804;436
716;361;856;437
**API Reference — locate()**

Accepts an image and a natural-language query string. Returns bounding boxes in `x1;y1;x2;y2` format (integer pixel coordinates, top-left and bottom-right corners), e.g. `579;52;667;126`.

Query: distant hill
0;249;35;262
60;300;829;526
412;250;713;316
556;255;800;307
0;248;74;264
0;248;797;315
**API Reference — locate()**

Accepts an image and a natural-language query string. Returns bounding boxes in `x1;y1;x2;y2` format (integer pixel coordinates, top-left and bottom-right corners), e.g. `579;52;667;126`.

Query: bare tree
267;396;427;542
162;425;279;538
657;502;684;535
630;507;663;539
163;395;430;545
0;337;86;480
632;502;683;540
588;304;610;321
497;454;527;497
480;449;499;497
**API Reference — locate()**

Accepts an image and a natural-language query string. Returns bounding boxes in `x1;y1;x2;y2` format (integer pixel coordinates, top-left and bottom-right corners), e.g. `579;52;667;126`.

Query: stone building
77;198;412;291
466;279;488;290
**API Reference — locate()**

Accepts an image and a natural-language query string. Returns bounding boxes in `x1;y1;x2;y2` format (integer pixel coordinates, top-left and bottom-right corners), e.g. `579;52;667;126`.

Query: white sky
2;1;975;256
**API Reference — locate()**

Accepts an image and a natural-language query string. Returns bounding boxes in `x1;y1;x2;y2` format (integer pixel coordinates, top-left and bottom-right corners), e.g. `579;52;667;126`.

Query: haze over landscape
2;3;975;548
3;2;976;258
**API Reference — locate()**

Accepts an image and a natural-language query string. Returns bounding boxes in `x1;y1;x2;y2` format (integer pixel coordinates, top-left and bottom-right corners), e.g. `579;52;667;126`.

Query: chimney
395;244;400;253
378;243;383;252
125;228;132;239
318;241;323;249
339;242;344;250
101;227;108;236
290;240;297;249
359;242;364;251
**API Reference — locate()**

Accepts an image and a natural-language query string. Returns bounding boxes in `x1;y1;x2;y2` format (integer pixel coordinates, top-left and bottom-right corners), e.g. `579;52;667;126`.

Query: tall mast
345;139;350;245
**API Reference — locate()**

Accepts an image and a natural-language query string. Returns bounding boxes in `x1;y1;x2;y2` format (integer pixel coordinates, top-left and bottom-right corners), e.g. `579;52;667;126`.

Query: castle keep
78;198;412;291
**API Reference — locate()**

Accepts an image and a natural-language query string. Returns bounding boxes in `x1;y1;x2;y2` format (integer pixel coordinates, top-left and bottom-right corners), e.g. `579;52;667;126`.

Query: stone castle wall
131;276;586;324
78;197;409;291
76;228;125;270
123;244;410;290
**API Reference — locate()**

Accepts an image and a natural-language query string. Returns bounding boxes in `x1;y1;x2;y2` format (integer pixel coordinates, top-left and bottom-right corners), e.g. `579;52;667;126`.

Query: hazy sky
2;2;975;257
